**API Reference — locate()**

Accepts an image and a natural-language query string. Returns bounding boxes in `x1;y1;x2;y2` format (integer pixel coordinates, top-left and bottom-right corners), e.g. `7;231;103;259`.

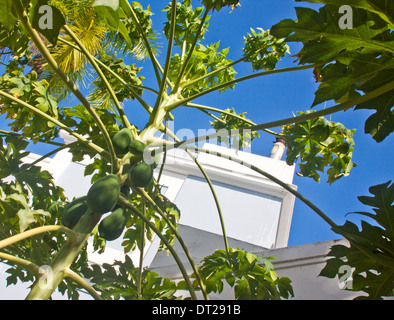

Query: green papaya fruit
128;140;146;155
129;162;154;188
112;128;133;155
62;196;88;229
87;174;121;214
98;207;128;241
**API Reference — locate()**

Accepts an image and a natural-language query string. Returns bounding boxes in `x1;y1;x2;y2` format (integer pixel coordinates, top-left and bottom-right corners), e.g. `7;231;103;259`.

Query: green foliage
0;0;18;29
1;0;392;301
0;23;30;57
0;135;89;299
163;0;210;46
243;28;290;72
200;0;240;12
89;56;144;110
30;0;66;45
271;1;394;142
169;42;237;97
320;181;394;299
0;61;60;143
210;107;260;149
281;111;357;184
197;248;293;300
82;255;182;300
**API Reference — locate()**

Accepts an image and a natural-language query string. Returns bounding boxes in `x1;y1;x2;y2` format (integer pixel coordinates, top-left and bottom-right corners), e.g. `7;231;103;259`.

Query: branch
0;252;40;277
63;25;134;136
0;90;108;158
11;0;118;173
0;226;79;251
150;0;177;125
163;79;394;150
117;195;198;300
172;7;210;92
167;64;318;111
63;268;103;300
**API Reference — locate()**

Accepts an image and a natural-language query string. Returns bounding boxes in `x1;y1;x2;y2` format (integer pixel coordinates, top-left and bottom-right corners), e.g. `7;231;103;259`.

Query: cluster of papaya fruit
62;128;157;241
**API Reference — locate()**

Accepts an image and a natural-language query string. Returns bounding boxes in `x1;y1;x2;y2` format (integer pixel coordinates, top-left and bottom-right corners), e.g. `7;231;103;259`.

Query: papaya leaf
93;0;131;45
197;247;293;300
163;0;210;47
320;181;394;299
210;107;260;149
93;0;119;12
281;111;357;184
82;255;181;300
0;0;18;30
294;0;394;29
200;0;240;12
271;3;394;142
242;28;290;72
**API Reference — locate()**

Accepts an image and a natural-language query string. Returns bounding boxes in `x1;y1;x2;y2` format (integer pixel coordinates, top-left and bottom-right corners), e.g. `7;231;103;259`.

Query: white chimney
269;137;286;160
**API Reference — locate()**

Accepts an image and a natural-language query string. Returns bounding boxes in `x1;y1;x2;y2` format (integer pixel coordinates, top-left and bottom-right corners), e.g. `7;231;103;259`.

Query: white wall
0;136;299;299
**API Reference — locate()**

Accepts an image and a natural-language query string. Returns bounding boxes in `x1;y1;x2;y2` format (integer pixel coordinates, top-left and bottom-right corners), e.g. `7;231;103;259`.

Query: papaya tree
0;0;392;300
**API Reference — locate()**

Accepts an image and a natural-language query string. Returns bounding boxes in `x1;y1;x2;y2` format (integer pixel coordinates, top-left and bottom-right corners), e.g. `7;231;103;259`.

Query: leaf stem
127;1;162;85
164;79;394;149
165;129;231;261
168;64;318;111
0;252;40;277
0;90;108;158
136;188;209;300
64;268;103;300
11;0;118;173
150;0;177;126
118;195;198;300
62;25;134;136
0;225;79;251
172;7;210;92
0;129;65;147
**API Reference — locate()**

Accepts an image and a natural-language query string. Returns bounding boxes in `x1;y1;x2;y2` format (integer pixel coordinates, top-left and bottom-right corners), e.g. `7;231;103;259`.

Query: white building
0;131;358;300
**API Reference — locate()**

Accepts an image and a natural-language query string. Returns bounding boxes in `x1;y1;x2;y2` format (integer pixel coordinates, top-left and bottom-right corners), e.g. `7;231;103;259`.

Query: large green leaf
197;248;294;300
271;2;394;142
93;0;131;46
295;0;394;29
93;0;119;12
0;0;18;29
81;255;181;300
320;181;394;299
281;111;357;184
271;5;393;64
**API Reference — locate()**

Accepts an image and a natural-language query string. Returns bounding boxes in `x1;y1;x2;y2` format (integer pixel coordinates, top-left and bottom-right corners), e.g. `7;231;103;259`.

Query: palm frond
43;20;107;101
103;28;162;61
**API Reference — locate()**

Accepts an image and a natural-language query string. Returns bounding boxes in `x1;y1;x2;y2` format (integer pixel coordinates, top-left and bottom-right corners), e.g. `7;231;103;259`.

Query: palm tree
29;0;160;108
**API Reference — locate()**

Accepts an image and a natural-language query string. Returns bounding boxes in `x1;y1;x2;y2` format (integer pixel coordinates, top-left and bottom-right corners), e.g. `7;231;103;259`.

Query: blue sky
1;1;392;247
140;1;393;247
